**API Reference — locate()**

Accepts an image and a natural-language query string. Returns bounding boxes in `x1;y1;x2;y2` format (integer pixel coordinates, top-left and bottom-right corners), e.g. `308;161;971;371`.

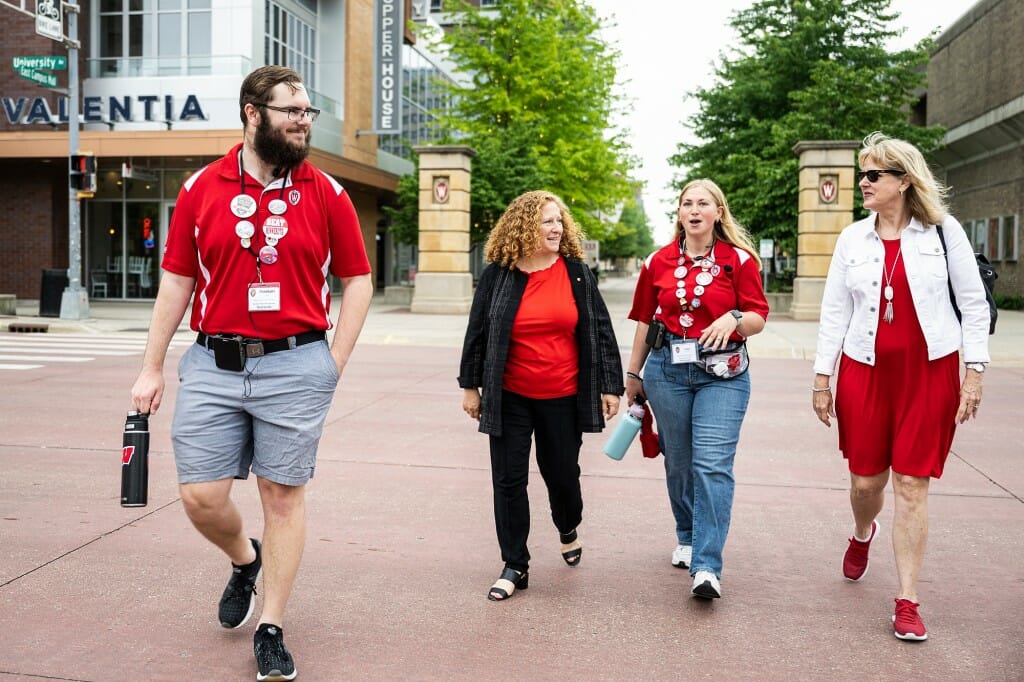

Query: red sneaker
842;520;879;581
893;598;928;641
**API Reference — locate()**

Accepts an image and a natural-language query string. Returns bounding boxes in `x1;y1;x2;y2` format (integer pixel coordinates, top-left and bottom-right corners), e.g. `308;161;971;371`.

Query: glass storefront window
87;201;161;299
84;166;196;298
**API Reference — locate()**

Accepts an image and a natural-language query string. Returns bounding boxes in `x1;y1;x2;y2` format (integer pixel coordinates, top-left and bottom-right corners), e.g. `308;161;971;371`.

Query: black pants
488;390;583;572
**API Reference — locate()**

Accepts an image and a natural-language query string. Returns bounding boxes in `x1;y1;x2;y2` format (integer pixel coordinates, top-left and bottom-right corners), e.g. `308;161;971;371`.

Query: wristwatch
729;310;743;324
965;362;986;373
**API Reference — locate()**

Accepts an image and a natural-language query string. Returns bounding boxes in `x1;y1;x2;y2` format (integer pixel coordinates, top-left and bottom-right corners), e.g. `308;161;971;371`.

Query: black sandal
560;529;583;567
487;567;528;601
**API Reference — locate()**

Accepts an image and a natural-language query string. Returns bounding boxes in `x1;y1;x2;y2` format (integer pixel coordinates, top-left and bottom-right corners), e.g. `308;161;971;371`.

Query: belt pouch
211;336;245;372
700;341;749;379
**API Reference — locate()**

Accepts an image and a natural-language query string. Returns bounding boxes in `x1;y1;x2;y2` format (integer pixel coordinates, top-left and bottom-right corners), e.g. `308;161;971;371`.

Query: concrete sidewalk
1;276;1022;681
5;273;1024;365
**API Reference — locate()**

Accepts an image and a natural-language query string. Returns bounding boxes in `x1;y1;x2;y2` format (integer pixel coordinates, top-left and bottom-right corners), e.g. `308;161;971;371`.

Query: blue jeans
643;342;751;578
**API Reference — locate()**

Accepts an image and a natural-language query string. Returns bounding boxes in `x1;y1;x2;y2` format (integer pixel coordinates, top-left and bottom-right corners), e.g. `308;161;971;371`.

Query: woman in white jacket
812;132;990;642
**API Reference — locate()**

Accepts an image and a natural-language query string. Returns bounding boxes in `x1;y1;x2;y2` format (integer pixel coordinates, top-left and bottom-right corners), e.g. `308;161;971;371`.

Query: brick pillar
410;145;476;314
790;140;860;320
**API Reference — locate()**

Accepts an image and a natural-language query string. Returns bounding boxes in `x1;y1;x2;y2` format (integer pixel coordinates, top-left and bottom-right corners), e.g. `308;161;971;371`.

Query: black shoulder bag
936;225;997;335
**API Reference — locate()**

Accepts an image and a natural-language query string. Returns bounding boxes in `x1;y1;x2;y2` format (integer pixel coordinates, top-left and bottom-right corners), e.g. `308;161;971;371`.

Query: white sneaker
671;545;692;569
691;570;721;599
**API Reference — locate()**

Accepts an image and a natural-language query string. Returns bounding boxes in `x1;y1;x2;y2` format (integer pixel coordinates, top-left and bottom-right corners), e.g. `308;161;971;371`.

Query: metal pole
60;2;88;319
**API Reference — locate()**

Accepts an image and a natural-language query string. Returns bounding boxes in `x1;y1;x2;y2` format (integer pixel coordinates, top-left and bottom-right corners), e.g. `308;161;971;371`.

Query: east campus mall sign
11;55;66;89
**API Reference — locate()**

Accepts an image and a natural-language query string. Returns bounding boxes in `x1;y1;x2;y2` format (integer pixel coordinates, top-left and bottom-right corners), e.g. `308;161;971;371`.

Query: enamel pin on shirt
262;215;288;249
235;220;255;250
230;194;257;219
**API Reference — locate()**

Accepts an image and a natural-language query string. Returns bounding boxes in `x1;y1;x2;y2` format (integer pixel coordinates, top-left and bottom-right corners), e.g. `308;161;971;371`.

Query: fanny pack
700;341;749;379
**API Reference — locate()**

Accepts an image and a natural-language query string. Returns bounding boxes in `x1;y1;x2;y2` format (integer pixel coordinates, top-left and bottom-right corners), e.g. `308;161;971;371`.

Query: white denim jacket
814;214;990;375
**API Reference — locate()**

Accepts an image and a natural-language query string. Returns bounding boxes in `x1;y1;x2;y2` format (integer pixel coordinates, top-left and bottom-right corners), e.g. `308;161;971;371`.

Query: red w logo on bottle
121;411;149;507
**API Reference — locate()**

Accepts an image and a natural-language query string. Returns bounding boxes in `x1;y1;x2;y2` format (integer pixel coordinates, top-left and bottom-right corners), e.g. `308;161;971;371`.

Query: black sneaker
219;538;262;628
254;623;297;681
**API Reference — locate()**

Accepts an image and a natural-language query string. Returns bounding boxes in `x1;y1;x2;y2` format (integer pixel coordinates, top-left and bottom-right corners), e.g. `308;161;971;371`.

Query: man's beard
253;115;311;170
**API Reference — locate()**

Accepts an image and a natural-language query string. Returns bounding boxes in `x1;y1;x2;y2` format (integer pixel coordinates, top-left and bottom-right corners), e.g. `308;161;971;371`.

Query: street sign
12;57;65;89
759;238;774;260
12;56;67;70
35;0;63;42
16;67;57;88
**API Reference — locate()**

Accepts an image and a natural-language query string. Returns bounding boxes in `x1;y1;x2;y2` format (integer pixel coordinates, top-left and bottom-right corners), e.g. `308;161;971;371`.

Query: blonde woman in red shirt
459;190;624;601
625;179;769;600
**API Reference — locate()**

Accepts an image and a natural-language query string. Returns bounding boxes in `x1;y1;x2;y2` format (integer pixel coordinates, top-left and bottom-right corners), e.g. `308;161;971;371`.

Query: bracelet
627;371;643;382
811;386;832;392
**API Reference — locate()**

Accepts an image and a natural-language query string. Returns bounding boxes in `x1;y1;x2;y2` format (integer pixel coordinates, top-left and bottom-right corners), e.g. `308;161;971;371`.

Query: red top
503;257;580;399
629;239;769;339
162;143;371;338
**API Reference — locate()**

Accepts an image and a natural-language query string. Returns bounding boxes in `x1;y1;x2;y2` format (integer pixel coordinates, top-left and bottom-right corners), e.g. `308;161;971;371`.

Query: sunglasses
856;169;904;183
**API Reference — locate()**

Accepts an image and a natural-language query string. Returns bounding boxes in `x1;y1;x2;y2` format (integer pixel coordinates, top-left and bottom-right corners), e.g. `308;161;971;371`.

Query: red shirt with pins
629;240;769;339
162;143;371;338
503;257;580;399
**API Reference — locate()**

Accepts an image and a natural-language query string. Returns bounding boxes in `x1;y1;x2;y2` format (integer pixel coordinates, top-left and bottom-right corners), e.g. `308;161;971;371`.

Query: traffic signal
70;153;97;193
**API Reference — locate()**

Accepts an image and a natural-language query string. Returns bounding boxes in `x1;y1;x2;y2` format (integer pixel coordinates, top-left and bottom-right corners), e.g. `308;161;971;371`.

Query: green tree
671;0;945;248
427;0;635;243
602;201;656;260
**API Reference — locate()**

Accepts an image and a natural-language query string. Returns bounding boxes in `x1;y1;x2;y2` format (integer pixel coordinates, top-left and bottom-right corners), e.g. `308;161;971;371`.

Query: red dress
836;238;960;478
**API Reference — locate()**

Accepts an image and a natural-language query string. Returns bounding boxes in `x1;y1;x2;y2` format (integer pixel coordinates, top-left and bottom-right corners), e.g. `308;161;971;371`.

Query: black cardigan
458;258;624;437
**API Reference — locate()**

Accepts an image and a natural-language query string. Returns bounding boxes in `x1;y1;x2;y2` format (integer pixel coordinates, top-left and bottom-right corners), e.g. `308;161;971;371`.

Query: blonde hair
675;178;761;269
859;131;949;226
484;190;585;267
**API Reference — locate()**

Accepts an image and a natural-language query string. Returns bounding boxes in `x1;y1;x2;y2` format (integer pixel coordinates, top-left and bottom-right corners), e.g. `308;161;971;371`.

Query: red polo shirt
629;240;769;339
162;143;371;338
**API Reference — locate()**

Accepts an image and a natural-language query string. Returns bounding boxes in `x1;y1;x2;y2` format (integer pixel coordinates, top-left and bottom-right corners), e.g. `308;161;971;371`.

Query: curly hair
675;178;761;269
484;190;585;267
859;131;949;226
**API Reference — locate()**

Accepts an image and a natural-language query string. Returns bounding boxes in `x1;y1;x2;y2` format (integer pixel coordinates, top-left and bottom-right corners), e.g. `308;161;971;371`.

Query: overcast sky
585;0;973;242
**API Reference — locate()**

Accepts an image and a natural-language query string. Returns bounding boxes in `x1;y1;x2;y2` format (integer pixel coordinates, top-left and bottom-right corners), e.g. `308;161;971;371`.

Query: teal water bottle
603;398;645;461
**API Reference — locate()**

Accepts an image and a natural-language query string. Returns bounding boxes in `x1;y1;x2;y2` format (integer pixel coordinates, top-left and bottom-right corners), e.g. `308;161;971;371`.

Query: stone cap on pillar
413;145;477;157
792;140;860;155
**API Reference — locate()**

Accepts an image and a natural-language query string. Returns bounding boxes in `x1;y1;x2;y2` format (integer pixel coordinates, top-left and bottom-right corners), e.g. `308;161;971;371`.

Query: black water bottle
120;411;149;507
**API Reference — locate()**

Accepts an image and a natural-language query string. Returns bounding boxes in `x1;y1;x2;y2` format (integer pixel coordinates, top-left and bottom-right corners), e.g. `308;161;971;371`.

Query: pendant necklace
882;245;903;324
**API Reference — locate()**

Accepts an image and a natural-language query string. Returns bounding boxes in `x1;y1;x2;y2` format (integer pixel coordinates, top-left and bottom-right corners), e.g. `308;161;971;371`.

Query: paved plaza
1;276;1021;681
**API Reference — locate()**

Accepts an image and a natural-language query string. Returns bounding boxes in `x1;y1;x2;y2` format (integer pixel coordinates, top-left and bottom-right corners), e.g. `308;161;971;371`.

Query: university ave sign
12;55;66;89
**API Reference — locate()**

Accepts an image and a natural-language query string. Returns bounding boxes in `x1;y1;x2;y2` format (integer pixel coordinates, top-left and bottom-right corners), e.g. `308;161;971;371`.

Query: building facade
926;0;1023;297
0;0;455;301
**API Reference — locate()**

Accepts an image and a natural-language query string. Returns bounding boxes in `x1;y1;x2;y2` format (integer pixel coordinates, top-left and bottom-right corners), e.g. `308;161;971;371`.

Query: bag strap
935;224;963;322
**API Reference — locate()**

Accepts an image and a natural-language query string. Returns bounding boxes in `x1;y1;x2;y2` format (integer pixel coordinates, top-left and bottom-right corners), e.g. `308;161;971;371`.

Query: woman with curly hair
458;190;624;601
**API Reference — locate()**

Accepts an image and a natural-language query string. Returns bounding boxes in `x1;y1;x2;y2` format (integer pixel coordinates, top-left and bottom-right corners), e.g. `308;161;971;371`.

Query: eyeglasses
257;104;321;122
856;169;904;183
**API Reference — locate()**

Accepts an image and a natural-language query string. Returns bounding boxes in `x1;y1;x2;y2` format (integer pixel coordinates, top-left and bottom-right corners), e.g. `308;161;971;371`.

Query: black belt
196;331;326;358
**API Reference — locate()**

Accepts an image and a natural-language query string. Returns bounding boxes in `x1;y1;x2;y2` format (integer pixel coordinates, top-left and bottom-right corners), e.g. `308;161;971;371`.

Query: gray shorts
171;339;339;486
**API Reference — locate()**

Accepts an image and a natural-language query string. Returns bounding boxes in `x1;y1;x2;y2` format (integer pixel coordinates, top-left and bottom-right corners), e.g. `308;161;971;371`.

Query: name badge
248;282;281;312
670;338;700;364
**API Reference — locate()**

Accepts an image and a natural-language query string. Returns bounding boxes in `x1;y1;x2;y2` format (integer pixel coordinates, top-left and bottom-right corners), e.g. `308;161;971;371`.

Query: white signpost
21;0;90;318
759;238;774;292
